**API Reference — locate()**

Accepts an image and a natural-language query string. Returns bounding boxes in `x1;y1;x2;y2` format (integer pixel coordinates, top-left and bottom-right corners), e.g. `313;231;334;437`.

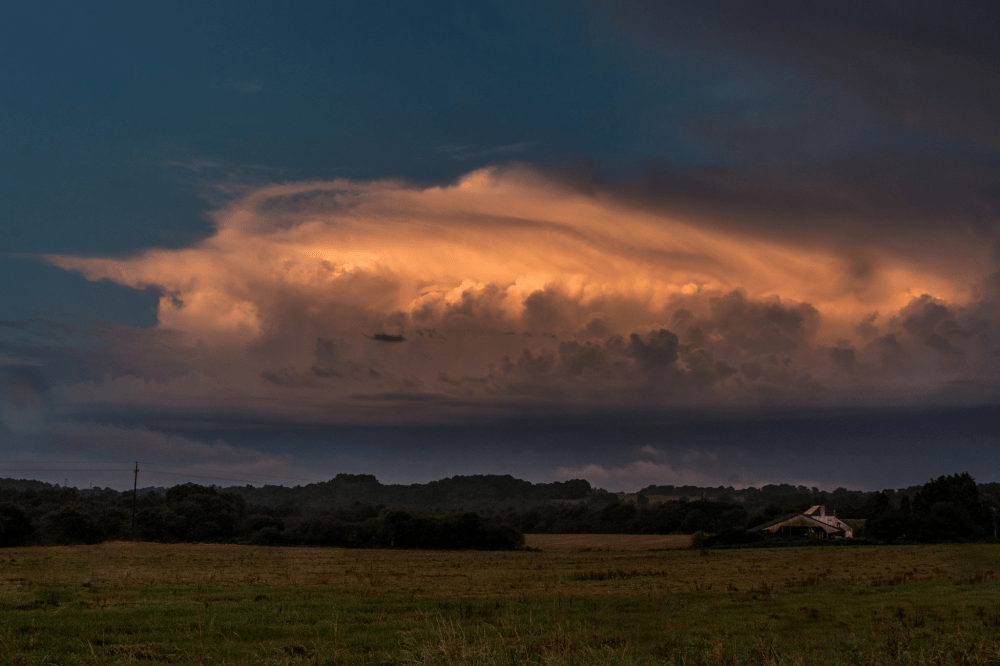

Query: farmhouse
751;505;860;539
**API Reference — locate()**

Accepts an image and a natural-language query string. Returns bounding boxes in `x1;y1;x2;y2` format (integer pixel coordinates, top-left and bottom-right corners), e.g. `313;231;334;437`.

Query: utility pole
131;462;138;541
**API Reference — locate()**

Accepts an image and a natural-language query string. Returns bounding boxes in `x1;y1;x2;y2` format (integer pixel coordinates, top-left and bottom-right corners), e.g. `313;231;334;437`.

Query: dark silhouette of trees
908;473;987;541
0;471;996;549
861;473;990;542
41;504;110;545
0;504;33;547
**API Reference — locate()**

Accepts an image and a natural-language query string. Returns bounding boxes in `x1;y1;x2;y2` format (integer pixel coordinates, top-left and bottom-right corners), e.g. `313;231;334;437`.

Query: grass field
0;539;998;665
523;534;692;551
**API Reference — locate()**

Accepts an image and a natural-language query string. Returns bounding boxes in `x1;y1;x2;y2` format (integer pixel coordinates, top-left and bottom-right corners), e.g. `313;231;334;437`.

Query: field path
524;534;692;550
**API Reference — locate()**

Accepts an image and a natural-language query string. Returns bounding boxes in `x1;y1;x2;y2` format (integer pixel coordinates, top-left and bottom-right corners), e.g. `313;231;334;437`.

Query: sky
2;0;1000;492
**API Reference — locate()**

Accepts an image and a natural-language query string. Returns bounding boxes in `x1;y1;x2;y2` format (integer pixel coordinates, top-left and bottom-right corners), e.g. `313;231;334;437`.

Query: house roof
750;512;848;534
749;512;803;532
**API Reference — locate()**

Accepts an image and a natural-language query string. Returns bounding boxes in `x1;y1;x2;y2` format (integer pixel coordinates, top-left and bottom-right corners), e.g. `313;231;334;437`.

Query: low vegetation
1;540;999;664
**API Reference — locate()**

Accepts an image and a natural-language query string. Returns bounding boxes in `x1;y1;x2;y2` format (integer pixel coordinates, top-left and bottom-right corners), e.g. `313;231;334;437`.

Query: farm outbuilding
751;505;856;539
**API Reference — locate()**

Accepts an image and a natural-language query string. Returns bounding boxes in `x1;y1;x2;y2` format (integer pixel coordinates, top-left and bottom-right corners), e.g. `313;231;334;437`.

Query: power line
0;460;131;466
0;460;328;486
0;460;324;484
136;469;314;484
137;461;324;483
0;468;130;473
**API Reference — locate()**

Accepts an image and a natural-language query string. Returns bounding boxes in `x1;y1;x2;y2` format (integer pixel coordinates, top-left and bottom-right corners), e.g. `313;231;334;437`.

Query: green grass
0;542;998;664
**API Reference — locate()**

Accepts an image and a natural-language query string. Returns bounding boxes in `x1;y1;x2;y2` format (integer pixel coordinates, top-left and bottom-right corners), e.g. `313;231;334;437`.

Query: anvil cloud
46;166;999;422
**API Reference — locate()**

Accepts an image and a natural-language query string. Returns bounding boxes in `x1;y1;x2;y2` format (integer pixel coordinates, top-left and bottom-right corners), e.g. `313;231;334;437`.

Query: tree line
222;473;592;512
0;483;523;550
0;472;996;548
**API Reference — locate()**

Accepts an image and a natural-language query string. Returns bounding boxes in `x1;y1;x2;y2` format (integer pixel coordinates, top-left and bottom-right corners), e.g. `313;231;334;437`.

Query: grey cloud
602;154;1000;267
522;289;573;334
558;340;607;377
602;0;1000;149
738;355;822;401
873;333;905;369
585;1;1000;286
418;288;886;402
900;296;956;337
310;365;343;378
856;313;880;340
0;323;203;389
579;313;614;340
436;142;530;162
924;334;962;357
682;348;738;388
314;338;340;367
511;349;556;380
855;292;998;378
39;422;300;486
691;290;819;357
0;364;49;432
626;329;680;372
415;284;510;329
898;295;970;356
260;367;320;389
829;346;857;372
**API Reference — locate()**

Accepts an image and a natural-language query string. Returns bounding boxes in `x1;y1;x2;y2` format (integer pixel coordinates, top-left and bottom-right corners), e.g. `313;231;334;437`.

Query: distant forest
0;472;997;549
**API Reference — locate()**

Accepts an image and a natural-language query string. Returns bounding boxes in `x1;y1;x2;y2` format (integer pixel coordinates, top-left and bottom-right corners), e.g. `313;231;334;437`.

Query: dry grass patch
525;533;693;551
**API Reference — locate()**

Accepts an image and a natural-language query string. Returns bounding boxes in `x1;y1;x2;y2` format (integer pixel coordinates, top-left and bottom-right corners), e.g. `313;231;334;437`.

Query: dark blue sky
2;0;719;324
3;1;1000;491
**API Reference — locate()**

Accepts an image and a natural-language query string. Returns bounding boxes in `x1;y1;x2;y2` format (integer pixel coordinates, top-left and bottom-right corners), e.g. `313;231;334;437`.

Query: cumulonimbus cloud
44;166;1000;420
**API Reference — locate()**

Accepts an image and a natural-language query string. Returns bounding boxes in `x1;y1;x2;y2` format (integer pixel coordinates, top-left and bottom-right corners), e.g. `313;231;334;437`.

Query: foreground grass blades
0;542;998;664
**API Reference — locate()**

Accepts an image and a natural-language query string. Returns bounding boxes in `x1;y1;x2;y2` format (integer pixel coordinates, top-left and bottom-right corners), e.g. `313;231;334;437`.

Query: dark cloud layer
593;0;1000;297
604;0;1000;149
0;364;48;432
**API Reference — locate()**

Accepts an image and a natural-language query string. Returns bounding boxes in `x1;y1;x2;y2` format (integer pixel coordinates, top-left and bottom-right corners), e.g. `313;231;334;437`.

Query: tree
42;505;105;545
0;504;33;547
680;509;709;533
912;473;987;542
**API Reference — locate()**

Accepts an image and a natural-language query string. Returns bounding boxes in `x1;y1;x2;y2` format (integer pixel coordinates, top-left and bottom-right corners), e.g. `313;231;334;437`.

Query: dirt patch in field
524;534;693;551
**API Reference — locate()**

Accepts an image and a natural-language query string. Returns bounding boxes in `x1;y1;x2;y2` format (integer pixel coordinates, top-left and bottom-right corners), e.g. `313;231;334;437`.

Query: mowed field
524;534;692;550
0;538;998;665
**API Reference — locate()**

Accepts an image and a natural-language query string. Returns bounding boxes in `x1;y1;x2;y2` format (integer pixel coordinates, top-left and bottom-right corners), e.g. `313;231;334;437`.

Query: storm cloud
35;165;1000;423
4;1;1000;492
604;0;1000;150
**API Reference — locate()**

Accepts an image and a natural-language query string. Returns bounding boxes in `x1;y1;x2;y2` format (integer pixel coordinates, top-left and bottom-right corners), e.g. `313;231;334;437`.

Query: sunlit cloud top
42;166;999;423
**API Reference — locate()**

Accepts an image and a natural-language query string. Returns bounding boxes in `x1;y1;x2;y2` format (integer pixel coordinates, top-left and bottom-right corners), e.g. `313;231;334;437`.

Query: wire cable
136;461;324;483
0;460;328;486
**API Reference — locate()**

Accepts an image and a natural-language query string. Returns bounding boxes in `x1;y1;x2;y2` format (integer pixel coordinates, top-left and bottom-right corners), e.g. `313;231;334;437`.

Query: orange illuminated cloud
45;166;997;418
